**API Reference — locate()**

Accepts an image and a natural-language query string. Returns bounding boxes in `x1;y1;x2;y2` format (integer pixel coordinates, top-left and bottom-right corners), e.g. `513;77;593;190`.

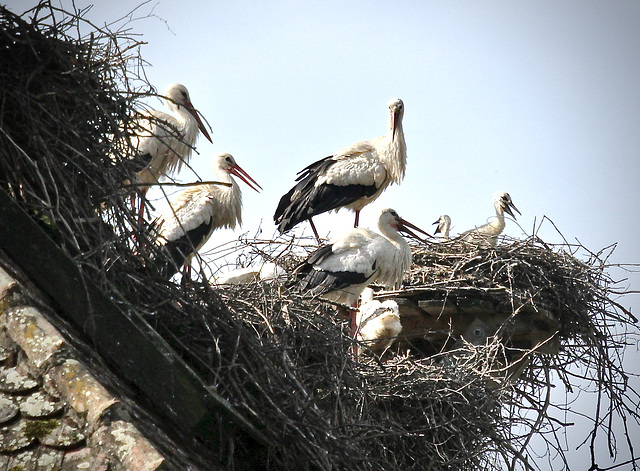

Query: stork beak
186;101;213;143
432;219;441;234
398;217;431;242
504;201;521;219
392;111;398;143
231;164;263;192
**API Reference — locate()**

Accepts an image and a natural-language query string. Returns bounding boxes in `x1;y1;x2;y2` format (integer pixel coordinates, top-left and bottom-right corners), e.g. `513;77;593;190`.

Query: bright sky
7;1;640;468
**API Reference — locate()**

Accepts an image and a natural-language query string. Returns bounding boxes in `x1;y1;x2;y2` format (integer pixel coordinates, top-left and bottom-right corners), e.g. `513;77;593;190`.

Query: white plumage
460;191;520;248
214;262;286;285
153;153;261;278
131;83;212;194
274;98;407;240
356;288;402;355
433;214;451;240
294;208;428;306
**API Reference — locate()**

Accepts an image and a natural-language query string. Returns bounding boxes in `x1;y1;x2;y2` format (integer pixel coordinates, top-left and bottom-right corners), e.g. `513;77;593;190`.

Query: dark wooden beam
0;188;270;467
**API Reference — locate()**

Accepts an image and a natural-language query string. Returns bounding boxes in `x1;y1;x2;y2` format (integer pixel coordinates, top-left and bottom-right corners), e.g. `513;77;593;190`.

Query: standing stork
433;214;451;240
274;98;407;242
130;83;213;218
294;207;428;312
460;191;520;248
152;153;261;279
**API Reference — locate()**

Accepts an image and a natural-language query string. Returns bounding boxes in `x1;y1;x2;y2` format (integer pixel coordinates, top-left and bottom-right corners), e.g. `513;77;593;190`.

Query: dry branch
1;2;638;470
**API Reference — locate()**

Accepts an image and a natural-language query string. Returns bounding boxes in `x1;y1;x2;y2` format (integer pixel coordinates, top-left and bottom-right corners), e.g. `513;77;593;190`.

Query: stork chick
356;288;402;355
433;214;451;240
215;262;286;285
460;192;520;248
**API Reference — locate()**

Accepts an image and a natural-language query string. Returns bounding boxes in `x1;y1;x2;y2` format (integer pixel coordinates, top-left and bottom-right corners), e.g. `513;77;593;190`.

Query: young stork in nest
433;214;451;240
274;98;407;242
356;288;402;356
460;191;520;248
294;208;429;338
129;83;212;218
152;153;261;279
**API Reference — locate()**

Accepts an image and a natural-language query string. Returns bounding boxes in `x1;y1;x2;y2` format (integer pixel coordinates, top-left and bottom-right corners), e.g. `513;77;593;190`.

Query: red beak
186;101;213;143
398;217;430;242
230;164;262;192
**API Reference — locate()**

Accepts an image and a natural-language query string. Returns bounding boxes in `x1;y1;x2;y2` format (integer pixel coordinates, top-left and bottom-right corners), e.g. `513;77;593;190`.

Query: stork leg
354;210;360;228
130;189;149;255
350;308;358;358
137;188;149;223
308;218;321;244
181;262;192;288
350;300;361;359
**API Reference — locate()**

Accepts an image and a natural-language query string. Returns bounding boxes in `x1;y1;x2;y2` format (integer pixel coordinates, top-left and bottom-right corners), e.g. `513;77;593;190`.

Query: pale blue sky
7;1;640;468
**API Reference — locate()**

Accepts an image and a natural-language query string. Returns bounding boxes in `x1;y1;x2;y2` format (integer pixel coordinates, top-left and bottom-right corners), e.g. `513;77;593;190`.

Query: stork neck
212;166;235;186
172;105;196;126
383;123;406;184
489;204;506;232
379;224;404;245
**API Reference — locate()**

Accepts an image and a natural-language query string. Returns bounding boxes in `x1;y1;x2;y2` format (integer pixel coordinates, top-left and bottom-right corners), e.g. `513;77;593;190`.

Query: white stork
214;262;286;285
274;98;406;242
460;191;520;248
433;214;451;240
293;208;428;307
356;288;402;356
130;83;212;217
153;153;261;278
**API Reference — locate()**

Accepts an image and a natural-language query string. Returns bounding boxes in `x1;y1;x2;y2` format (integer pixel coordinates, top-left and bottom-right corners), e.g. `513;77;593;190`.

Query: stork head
432;214;451;235
378;208;430;242
163;83;213;143
214;153;262;192
494;191;521;219
388;98;404;141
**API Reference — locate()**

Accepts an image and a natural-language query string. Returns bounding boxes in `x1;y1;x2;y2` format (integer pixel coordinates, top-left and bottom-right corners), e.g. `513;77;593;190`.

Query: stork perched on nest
214;262;286;285
274;98;407;242
293;208;428;307
356;288;402;356
152;153;261;279
129;83;212;217
460;192;520;248
433;214;451;240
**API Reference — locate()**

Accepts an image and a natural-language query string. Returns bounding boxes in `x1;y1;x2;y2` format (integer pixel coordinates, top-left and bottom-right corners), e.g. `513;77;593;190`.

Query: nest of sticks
1;3;638;470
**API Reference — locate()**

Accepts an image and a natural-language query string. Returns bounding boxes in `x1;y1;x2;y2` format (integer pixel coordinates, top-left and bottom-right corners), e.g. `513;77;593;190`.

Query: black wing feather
274;155;378;233
293;244;375;296
153;218;214;278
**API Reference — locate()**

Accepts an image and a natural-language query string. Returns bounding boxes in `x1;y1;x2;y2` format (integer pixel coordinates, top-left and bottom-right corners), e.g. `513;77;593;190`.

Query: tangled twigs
1;2;638;470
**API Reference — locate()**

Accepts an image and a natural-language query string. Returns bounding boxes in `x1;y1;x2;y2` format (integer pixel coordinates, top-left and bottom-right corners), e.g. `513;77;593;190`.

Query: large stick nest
1;3;638;470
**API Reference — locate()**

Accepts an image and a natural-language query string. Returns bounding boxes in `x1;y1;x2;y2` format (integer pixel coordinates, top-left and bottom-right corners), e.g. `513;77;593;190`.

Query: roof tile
0;393;19;424
0;363;39;394
45;359;119;428
19;390;65;419
4;305;67;370
92;420;164;471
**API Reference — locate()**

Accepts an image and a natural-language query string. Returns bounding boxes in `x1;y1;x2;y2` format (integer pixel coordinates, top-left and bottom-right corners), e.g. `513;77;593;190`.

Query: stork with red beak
152;153;261;279
274;98;407;242
293;208;427;307
129;83;212;217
